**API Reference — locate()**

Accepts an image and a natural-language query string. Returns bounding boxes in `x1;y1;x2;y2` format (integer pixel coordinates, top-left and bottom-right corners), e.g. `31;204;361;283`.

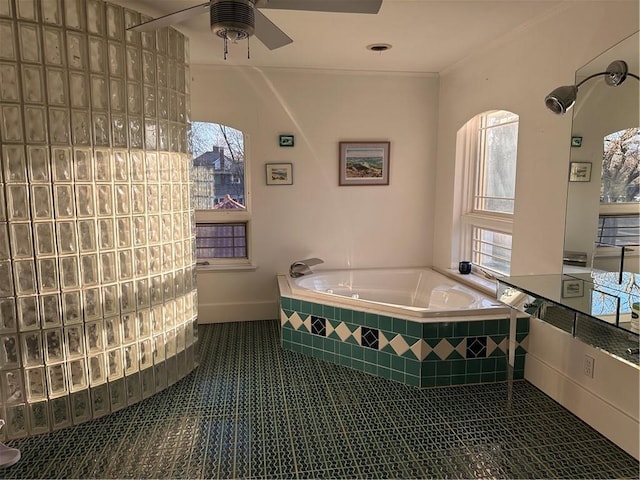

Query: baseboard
525;353;639;459
197;301;278;323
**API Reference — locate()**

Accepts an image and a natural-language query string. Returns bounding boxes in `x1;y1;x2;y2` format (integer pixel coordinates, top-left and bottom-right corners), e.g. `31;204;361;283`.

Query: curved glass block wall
0;0;197;440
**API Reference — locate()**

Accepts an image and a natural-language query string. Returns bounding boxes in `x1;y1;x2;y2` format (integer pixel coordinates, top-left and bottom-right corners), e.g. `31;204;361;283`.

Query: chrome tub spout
289;258;324;278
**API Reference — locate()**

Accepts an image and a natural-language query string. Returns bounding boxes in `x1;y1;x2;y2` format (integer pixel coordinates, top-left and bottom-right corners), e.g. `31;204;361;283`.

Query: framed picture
569;162;591;182
265;163;293;185
339;141;390;186
279;135;294;147
571;136;582;147
562;278;584;298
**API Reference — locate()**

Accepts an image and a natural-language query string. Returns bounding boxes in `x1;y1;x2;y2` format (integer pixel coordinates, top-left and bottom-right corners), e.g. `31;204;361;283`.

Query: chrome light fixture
545;60;639;114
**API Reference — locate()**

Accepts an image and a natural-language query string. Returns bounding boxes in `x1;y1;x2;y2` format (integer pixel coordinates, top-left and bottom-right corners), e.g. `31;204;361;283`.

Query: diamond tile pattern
3;321;637;479
311;316;326;336
361;327;379;349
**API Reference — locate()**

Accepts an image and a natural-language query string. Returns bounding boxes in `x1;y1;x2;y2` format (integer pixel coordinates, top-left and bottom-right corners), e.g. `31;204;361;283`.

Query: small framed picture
569;162;591;182
562;278;584;298
571;136;582;147
266;163;293;185
339;141;390;186
279;135;294;147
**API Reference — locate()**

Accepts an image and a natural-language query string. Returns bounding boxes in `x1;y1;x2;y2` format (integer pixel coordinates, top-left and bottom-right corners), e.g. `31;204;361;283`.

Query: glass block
64;0;84;30
91;383;110;418
126;45;141;82
52;147;72;182
177;93;186;122
76;185;96;218
105;317;120;347
115;185;130;215
102;284;118;318
106;3;123;40
107;348;123;380
109;377;126;412
100;251;116;284
147;187;159;215
143;85;156;118
66;31;87;70
165;328;176;358
156;54;166;87
0;20;16;61
90;75;107;111
56;221;76;254
149;244;161;274
167;59;176;91
131;187;145;216
85;320;104;352
44;27;65;66
40;293;61;327
86;0;105;35
136;279;149;309
162;244;174;271
49;107;70;145
71;390;92;424
92;113;109;146
118;249;133;280
26;145;49;182
117;217;131;248
80;253;98;286
30;185;53;219
14;259;37;295
64;325;84;359
144;119;157;150
54;184;75;218
139;338;152;369
127;83;141;116
19;22;41;63
2;370;24;404
123;343;138;374
24;105;48;143
21;331;43;367
26;368;47;403
150;275;162;305
170;123;181;153
71;109;91;145
129;117;143;149
46;67;67;106
37;257;59;292
133;216;146;245
112;115;127;147
109;78;124;113
69;72;89;108
3;145;26;182
47;364;67;398
163;301;174;328
160;183;171;211
88;36;105;73
44;328;63;363
157;87;168;119
0;224;8;261
70;148;90;181
0;62;20;102
120;282;135;313
108;41;123;77
51;394;72;430
5;404;27;439
0;262;15;297
96;185;113;217
0;298;18;333
10;222;34;258
62;290;81;324
5;185;30;220
78;219;97;252
151;305;163;334
34;222;55;257
59;255;79;290
16;0;36;20
111;150;127;181
83;287;102;321
1;105;24;142
161;214;172;243
0;1;11;18
22;65;45;104
0;335;19;369
124;9;140;45
98;218;115;250
42;0;62;25
68;358;87;392
88;354;106;385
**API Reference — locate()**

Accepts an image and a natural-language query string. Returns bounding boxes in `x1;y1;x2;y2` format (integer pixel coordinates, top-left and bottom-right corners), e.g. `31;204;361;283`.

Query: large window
191;122;250;264
458;110;519;275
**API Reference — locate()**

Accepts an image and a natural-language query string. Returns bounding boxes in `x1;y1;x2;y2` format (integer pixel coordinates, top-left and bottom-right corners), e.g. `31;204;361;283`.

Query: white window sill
434;267;499;298
196;262;258;272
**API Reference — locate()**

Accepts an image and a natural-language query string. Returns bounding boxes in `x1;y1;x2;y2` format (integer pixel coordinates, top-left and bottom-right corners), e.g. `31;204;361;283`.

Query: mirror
563;31;639;334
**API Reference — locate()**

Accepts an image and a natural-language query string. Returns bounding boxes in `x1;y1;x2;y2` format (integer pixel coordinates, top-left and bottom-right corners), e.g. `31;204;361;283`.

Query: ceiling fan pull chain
247;36;250;59
223;35;229;60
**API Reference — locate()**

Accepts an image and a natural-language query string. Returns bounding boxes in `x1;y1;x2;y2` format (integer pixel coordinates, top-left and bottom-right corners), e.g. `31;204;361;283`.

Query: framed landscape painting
266;163;293;185
339;141;390;186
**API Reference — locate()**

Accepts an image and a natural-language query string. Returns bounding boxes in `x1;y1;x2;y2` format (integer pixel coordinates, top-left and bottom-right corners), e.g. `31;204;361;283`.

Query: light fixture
211;0;255;60
367;43;392;53
545;60;639;114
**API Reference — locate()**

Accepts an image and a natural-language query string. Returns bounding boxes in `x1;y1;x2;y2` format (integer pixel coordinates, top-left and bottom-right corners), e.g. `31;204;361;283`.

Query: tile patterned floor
2;320;639;479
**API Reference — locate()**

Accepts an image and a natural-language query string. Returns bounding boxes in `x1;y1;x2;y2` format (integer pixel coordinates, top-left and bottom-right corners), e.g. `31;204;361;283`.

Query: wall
434;0;639;458
191;66;439;322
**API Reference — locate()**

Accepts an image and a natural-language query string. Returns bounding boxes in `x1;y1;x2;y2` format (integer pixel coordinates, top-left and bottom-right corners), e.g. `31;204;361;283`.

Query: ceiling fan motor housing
210;0;256;40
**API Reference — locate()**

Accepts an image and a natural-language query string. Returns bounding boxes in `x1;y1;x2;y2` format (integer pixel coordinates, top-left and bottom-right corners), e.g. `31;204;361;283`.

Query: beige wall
191;67;439;321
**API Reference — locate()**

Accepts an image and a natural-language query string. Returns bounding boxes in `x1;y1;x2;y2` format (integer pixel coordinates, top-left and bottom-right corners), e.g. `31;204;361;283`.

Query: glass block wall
0;0;197;440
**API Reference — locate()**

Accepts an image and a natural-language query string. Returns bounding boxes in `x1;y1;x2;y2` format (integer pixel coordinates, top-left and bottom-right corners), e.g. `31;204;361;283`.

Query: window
191;121;250;265
458;110;519;275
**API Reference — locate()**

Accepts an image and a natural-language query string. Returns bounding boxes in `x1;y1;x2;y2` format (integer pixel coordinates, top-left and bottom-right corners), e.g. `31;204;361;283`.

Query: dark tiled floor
3;320;639;479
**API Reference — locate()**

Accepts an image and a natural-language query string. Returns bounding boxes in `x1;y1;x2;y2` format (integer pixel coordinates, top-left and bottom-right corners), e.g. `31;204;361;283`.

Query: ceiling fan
128;0;383;59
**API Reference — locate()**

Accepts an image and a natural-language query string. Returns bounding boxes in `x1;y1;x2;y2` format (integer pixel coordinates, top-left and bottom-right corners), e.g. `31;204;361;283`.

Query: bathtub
284;267;507;319
278;267;528;388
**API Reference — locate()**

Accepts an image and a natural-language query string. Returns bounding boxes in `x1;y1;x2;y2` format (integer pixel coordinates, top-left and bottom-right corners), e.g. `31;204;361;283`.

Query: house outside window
191;122;251;265
458;110;519;275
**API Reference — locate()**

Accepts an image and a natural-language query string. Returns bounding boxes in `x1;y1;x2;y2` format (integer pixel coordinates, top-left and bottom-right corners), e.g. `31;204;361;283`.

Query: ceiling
118;0;567;73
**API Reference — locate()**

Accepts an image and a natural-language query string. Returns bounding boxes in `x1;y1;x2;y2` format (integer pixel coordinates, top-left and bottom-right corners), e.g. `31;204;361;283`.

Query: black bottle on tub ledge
459;261;472;274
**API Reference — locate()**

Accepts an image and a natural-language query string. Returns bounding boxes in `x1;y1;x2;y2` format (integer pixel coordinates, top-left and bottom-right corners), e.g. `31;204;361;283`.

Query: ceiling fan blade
127;2;211;32
259;0;382;14
254;9;293;50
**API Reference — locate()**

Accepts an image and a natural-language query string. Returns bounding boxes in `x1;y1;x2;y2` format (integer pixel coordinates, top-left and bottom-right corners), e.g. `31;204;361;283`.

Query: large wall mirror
563;31;639;333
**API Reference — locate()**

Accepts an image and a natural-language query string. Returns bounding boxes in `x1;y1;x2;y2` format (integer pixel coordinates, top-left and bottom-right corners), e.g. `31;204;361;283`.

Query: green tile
390;369;404;383
423;323;439;339
451;359;466;375
280;297;291;310
340;308;353;323
421;361;436;376
391;354;405;372
282;328;291;342
468;321;484;336
435;376;451;386
406;320;422;338
421;376;436;388
281;339;291;350
499;318;510;333
379;315;393;332
351;359;364;372
450;374;467;386
453;321;469;337
312;335;324;349
514;354;526;371
481;357;496;373
517;317;529;334
485;319;500;335
301;345;313;356
352;310;365;326
377;351;392;368
405;374;420;387
312;303;323;316
363;348;377;365
338;341;351;357
364;313;378;328
378;366;391;380
291;298;301;312
338;355;351;368
405;359;420;377
392;318;407;335
495;370;507;382
439;322;455;337
300;301;312;315
436;361;451;376
516;332;528;344
481;372;496;383
465;373;481;384
363;361;377;376
323;305;336;320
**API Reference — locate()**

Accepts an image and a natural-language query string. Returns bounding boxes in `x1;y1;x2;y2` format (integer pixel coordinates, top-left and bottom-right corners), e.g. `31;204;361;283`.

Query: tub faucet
289;258;324;277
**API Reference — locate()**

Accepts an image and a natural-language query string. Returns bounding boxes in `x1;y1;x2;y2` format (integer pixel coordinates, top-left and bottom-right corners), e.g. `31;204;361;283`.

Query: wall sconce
544;60;639;114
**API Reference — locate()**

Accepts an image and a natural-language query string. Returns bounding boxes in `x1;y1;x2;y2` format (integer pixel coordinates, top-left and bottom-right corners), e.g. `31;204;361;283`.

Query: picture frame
279;135;294;147
265;163;293;185
562;278;584;298
339;141;390;186
571;136;583;147
569;161;592;182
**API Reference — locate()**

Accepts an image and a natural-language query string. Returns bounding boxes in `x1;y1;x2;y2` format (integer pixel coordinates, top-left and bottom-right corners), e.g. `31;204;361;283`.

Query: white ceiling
119;0;566;73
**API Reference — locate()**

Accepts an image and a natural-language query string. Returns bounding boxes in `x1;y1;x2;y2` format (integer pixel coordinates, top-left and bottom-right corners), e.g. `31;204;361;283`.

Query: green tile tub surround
280;296;528;388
